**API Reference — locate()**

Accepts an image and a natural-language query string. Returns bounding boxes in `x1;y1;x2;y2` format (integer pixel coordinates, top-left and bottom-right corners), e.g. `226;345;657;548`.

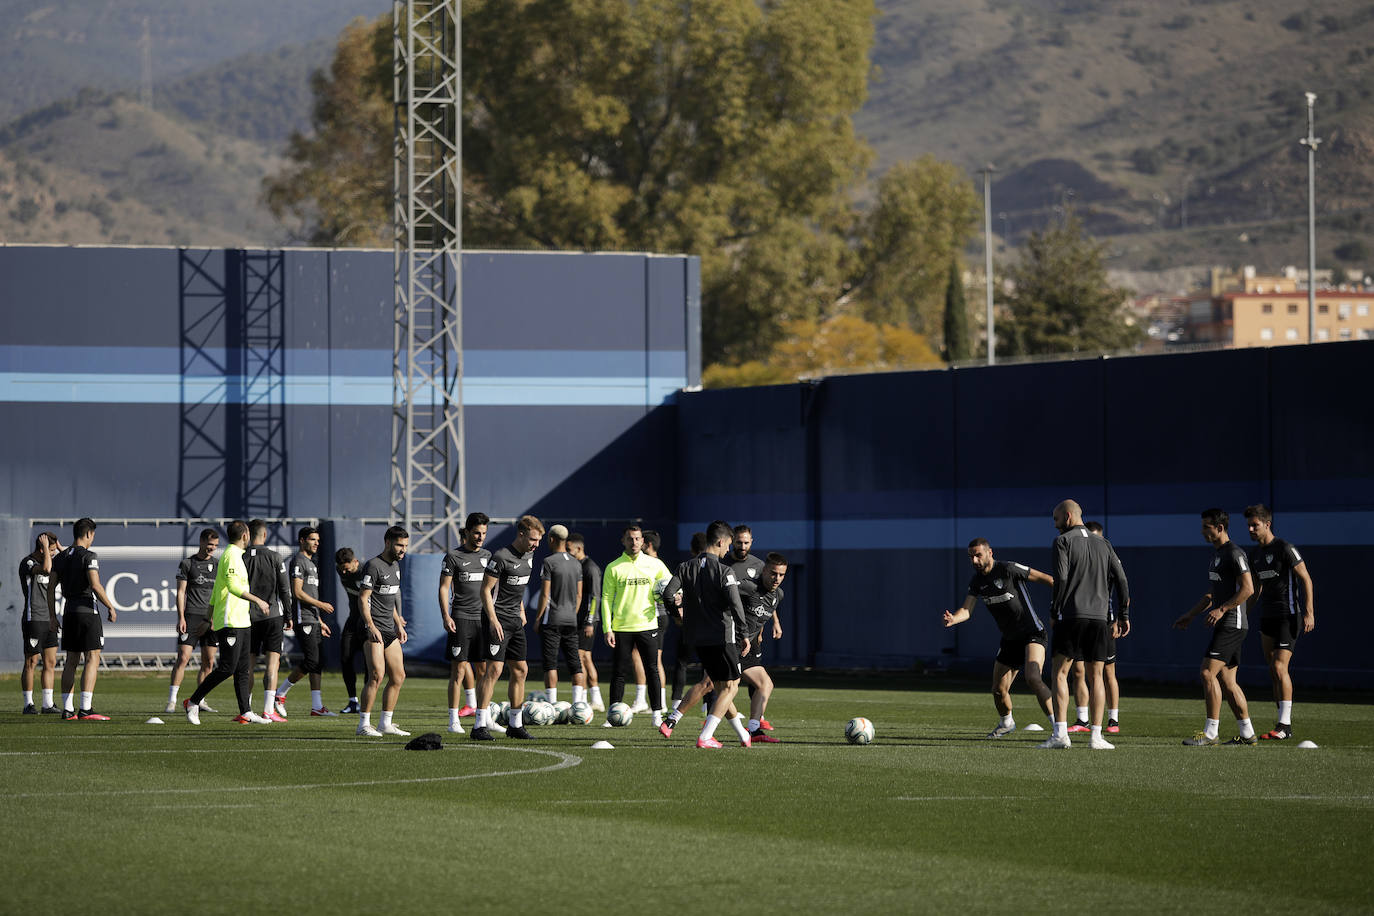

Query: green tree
942;258;971;362
997;210;1142;357
849;156;980;340
264;2;980;370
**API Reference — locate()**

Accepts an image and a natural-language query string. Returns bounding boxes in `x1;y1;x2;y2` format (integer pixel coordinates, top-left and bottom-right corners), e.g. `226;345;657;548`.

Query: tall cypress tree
943;258;971;362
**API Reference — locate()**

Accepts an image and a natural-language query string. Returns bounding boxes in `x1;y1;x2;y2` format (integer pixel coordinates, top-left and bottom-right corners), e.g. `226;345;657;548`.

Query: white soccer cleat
356;723;383;737
1089;734;1115;750
245;711;272;724
987;722;1016;738
183;698;200;726
164;701;178;714
488;721;507;735
381;723;411;736
447;723;465;734
1037;735;1072;749
602;720;615;728
590;697;606;712
629;700;650;714
198;700;217;713
273;697;287;718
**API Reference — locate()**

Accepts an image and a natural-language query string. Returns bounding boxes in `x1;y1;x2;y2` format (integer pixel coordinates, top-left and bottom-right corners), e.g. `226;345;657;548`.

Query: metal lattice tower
391;0;465;551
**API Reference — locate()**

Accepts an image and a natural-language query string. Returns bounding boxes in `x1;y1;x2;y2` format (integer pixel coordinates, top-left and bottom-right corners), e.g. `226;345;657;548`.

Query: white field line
0;745;581;799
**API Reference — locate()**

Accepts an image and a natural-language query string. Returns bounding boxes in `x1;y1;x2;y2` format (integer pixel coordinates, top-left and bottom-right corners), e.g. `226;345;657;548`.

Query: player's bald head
1053;499;1083;531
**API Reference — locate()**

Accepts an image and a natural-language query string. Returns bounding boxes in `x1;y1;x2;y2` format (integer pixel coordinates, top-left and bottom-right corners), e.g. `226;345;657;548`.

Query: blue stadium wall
674;342;1374;688
0;245;699;669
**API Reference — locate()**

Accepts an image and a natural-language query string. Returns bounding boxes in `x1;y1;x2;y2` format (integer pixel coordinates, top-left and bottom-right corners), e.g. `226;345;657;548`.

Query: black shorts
251;617;285;655
1260;615;1300;652
1205;626;1247;668
22;619;59;656
695;643;741;684
372;624;400;650
577;621;595;652
296;619;324;673
740;634;765;671
1052;619;1112;664
995;632;1047;668
179;614;216;650
651;617;667;652
541;624;583;673
61;612;104;652
482;618;526;662
446;617;484;666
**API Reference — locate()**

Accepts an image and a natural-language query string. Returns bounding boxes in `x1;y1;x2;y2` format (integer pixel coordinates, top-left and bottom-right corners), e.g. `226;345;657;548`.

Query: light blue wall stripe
0;372;687;407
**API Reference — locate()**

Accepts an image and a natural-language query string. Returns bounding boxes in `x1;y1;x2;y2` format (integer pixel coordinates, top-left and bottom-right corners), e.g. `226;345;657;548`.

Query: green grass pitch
2;672;1370;915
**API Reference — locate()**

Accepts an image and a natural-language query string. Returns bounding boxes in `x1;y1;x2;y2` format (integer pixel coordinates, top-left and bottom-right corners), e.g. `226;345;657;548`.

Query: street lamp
980;164;996;365
1300;92;1321;343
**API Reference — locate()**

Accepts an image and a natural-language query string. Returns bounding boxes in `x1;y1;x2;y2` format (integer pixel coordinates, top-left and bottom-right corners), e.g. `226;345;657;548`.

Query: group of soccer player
945;500;1316;748
15;513;790;749
19;501;1312;749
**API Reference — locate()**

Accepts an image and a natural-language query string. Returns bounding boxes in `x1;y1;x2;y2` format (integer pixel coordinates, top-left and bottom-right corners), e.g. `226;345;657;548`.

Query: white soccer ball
845;717;875;745
569;701;593;725
554;701;573;724
607;702;633;726
528;702;556;726
528;690;548;704
494;701;511;726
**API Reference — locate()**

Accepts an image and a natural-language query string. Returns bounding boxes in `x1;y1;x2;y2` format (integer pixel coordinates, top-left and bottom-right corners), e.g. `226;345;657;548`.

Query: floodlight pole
981;164;996;365
1300;92;1321;344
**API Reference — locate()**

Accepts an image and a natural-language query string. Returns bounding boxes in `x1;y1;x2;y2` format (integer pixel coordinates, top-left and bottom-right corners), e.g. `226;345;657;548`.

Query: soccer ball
607;702;633;726
845;717;875;745
528;690;548;704
569;701;593;725
554;701;572;724
494;701;511;726
528;702;556;726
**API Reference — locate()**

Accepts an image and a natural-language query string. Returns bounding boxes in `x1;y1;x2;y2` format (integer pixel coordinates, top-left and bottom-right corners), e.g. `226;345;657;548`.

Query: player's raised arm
944;595;977;627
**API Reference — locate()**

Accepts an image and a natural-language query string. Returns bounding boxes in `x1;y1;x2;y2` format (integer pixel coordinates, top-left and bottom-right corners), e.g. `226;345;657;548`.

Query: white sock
1076;706;1088;723
634;684;647;704
592;686;604;704
546;687;557;704
509;708;523;728
263;692;275;716
1238;717;1255;739
1001;714;1014;728
475;708;488;728
1278;701;1292;726
80;691;92;710
42;689;53;706
277;680;293;698
573;685;585;704
349;696;359;704
1204;718;1219;740
748;718;760;732
380;710;393;729
701;714;721;740
729;715;751;742
23;690;33;705
465;688;477;708
1054;721;1068;740
168;685;179;703
449;708;461;726
667;708;683;724
1090;725;1102;739
311;690;322;710
359;712;371;728
1108;708;1119;721
659;688;666;709
63;692;74;712
672;698;682;711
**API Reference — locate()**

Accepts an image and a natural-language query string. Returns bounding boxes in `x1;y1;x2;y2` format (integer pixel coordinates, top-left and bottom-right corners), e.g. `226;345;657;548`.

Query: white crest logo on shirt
747;568;757;578
1265;554;1273;564
302;625;312;635
993;579;1004;589
225;636;236;647
1212;557;1220;568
